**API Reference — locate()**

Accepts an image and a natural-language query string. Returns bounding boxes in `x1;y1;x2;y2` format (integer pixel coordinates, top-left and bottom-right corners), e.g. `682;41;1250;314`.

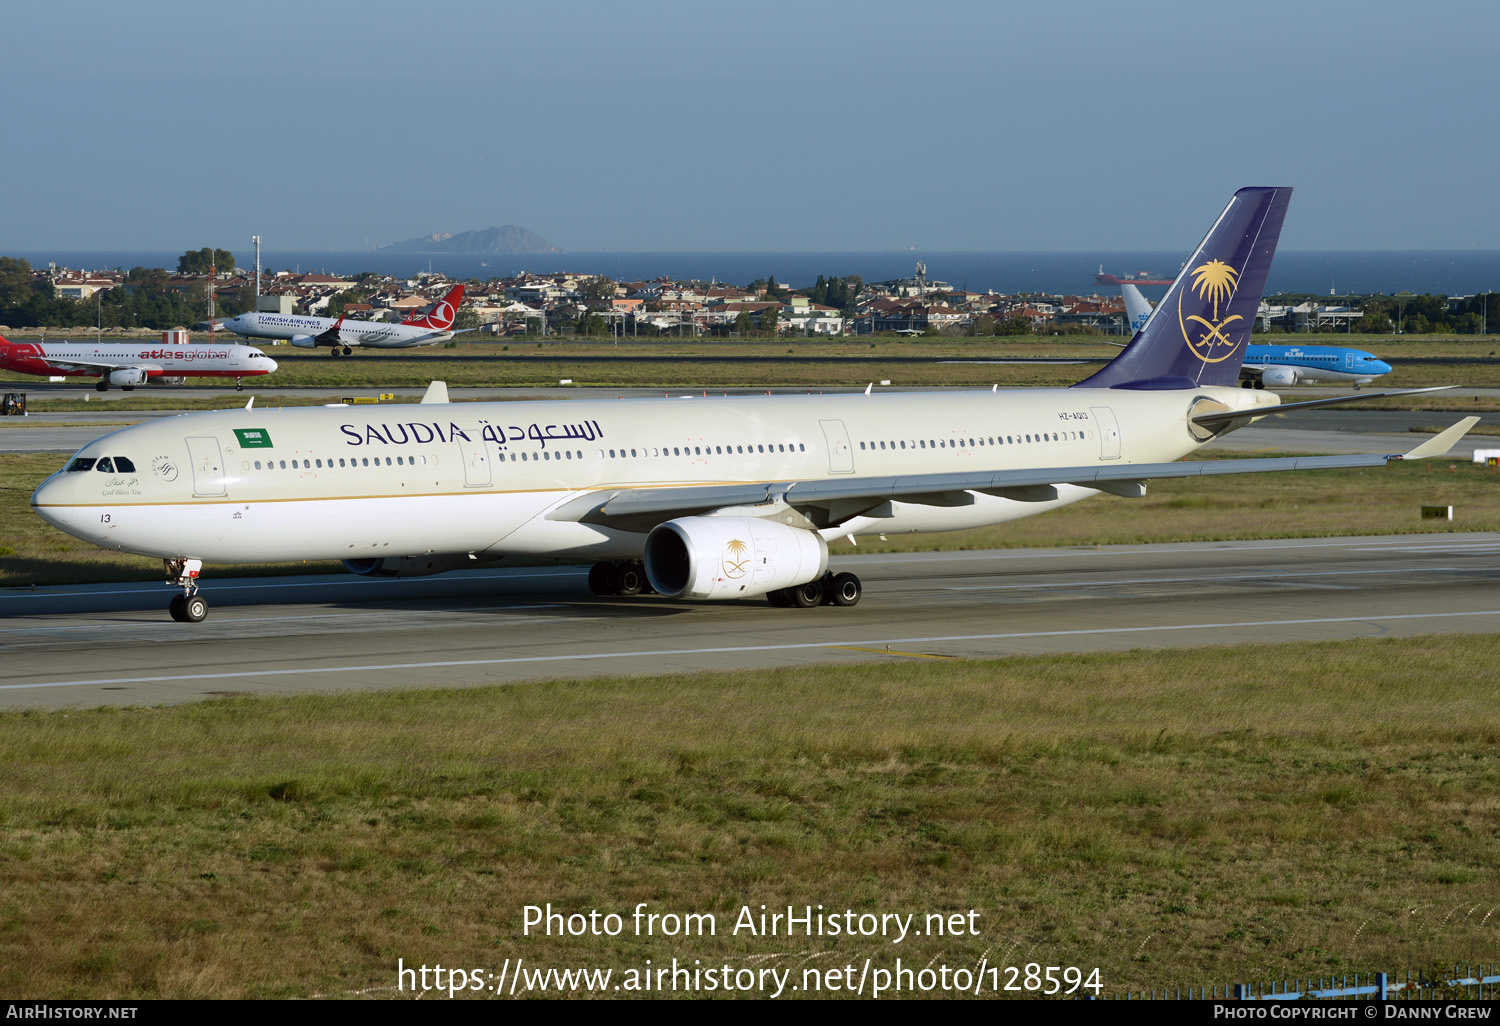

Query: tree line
0;252;253;331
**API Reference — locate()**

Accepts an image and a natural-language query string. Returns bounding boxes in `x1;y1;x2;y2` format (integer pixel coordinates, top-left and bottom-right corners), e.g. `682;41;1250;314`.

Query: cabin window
799;443;805;451
630;449;637;457
279;460;287;469
565;450;572;460
609;449;615;458
521;453;528;461
860;442;866;450
254;461;261;470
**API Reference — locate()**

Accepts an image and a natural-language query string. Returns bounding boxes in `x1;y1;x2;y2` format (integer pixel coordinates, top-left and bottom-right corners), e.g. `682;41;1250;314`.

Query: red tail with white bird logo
401;284;464;329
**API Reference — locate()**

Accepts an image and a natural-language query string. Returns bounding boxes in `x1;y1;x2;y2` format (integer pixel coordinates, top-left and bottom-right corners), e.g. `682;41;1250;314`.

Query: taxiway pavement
5;533;1500;709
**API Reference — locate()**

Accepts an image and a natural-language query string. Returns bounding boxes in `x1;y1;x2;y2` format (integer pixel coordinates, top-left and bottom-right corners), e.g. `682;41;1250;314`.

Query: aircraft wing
550;417;1478;532
312;317;347;346
36;357;161;375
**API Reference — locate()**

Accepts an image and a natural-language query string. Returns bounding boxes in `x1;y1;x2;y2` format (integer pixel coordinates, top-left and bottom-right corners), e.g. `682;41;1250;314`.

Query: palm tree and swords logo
1178;258;1243;364
723;537;750;579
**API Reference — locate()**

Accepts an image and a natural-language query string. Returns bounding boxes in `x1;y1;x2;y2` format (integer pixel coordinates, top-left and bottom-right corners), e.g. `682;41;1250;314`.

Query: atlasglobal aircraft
220;283;466;355
32;188;1475;622
0;336;277;391
1122;282;1392;388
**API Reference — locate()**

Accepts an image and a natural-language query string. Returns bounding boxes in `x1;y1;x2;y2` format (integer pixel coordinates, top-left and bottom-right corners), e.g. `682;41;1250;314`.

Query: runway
5;533;1500;709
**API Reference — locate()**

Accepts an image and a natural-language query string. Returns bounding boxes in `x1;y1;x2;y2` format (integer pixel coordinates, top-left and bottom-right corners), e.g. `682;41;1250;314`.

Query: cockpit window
67;458;96;472
95;457;114;473
113;457;136;473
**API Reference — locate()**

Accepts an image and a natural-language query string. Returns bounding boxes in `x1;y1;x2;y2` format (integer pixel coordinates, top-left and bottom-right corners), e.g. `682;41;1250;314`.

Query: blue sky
5;0;1496;252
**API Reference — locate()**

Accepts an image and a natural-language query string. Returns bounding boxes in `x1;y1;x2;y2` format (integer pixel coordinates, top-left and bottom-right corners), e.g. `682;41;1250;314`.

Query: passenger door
186;436;226;496
820;419;854;474
1090;406;1122;460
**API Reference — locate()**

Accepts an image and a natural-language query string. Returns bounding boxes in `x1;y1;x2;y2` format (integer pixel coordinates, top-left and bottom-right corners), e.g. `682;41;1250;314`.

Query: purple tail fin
1074;187;1291;390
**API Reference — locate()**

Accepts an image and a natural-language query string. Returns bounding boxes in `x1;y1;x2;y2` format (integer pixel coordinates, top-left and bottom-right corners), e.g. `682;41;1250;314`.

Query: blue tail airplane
1121;283;1392;388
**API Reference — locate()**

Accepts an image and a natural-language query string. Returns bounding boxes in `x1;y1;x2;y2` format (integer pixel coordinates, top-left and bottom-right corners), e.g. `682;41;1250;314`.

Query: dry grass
2;634;1500;997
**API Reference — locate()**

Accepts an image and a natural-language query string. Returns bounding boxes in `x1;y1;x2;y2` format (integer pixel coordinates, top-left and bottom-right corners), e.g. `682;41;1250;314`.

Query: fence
1101;966;1500;1000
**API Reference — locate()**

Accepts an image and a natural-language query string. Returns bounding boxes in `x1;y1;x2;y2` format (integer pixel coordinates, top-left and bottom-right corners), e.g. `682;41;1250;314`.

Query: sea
16;249;1500;298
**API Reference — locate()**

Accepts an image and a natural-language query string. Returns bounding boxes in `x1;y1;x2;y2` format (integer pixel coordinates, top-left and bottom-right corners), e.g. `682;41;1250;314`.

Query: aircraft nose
31;472;81;536
1373;360;1392;375
264;355;279;372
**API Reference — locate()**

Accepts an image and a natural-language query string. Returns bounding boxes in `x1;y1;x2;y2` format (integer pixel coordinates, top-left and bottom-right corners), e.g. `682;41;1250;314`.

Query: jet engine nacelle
107;367;148;386
154;376;186;386
290;334;318;349
643;516;828;600
1260;366;1299;388
342;554;474;578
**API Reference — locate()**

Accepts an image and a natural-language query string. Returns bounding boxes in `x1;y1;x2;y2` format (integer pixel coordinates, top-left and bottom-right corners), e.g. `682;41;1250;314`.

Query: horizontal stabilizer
1192;386;1455;426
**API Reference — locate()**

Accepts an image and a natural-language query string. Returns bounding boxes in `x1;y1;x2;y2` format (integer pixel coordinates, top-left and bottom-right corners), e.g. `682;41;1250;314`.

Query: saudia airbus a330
32;188;1475;622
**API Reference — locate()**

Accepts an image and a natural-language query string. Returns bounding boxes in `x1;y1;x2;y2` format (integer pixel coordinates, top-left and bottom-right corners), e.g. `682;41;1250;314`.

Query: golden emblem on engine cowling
723;538;749;579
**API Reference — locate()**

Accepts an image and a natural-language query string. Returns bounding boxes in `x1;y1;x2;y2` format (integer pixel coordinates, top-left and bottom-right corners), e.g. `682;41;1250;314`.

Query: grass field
8;333;1500;398
4;453;1499;587
2;633;1499;998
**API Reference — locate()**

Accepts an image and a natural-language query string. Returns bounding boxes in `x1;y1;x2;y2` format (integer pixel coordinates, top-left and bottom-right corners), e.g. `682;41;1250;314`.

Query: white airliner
220;284;466;355
32;189;1475;622
0;336;277;391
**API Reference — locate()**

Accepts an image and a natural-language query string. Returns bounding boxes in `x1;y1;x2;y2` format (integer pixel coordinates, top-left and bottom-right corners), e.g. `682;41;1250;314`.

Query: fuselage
32;386;1274;565
0;340;277;380
1242;344;1391;385
221;312;452;348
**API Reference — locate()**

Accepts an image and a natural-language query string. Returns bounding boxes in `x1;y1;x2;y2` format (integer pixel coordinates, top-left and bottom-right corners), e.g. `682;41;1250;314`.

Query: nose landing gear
165;557;208;622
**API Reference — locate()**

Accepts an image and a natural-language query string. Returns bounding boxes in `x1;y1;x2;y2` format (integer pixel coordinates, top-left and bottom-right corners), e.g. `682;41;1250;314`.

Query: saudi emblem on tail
1180;258;1242;365
1074;187;1291;391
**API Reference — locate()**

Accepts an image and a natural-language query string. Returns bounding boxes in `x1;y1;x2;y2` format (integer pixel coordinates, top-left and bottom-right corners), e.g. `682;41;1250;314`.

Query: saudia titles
1177;258;1243;364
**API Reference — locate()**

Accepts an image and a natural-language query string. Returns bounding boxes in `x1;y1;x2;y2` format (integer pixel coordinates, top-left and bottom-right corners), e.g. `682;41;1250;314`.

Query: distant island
377;225;563;255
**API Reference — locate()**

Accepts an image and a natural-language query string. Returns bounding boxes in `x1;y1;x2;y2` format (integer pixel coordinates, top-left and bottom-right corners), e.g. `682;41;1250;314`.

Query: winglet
245;395;254;410
864;383;872;396
420;380;450;404
1398;416;1480;460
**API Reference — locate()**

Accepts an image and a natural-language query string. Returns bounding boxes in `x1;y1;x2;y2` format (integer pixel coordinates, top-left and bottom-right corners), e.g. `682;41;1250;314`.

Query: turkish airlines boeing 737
220;283;466;354
32;188;1476;622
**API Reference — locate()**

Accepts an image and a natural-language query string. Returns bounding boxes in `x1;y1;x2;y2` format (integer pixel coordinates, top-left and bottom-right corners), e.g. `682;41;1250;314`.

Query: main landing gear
588;560;653;597
766;571;861;608
328;346;354;357
165;557;208;622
